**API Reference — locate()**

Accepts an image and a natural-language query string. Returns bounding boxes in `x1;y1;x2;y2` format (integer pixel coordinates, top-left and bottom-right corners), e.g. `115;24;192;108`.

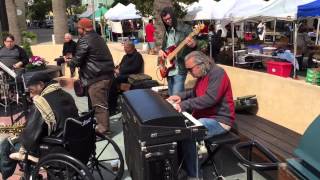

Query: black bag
131;79;159;89
74;79;86;97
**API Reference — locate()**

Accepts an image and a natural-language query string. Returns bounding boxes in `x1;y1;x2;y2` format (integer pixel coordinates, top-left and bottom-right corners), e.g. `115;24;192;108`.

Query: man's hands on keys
167;95;182;112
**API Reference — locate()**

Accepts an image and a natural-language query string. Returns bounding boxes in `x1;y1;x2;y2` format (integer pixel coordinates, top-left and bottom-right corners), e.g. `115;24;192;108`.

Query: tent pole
273;18;277;42
316;18;320;45
232;23;235;67
91;0;96;30
293;22;298;79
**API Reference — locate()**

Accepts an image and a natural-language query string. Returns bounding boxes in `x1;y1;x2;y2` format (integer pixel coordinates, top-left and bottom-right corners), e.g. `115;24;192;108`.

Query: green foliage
28;0;52;20
21;31;37;57
73;5;87;15
122;0;198;17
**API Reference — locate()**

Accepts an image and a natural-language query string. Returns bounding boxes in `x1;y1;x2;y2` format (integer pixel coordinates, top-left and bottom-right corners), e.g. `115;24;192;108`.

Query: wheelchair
17;110;124;180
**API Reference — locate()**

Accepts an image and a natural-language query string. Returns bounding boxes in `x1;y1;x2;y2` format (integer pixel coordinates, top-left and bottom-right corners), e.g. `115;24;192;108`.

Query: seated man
0;34;29;68
109;41;144;114
0;72;79;179
55;33;77;77
167;51;235;179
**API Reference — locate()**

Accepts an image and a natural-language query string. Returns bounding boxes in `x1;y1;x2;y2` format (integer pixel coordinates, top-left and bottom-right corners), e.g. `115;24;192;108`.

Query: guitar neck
167;33;196;61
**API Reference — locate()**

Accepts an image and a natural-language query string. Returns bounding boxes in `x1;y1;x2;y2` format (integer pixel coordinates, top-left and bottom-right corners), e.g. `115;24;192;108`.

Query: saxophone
0;123;25;135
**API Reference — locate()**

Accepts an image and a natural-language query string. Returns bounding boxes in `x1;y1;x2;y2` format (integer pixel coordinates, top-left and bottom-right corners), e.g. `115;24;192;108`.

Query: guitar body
158;45;177;78
157;23;205;79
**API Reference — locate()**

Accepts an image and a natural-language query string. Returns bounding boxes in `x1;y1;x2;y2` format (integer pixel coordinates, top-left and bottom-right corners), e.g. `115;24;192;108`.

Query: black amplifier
121;89;207;146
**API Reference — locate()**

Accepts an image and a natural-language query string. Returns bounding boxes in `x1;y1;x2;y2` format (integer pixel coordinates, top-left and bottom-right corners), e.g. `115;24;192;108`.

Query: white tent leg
273;19;277;42
293;23;298;78
232;23;235;67
316;18;320;45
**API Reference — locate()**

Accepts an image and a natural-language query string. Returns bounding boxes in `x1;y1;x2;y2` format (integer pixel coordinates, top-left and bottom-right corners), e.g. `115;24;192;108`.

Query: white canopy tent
245;0;316;20
104;3;141;21
184;0;218;21
104;3;126;20
223;0;269;21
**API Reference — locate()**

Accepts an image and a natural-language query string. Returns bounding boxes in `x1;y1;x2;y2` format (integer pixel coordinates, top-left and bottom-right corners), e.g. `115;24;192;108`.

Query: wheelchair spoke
97;141;110;159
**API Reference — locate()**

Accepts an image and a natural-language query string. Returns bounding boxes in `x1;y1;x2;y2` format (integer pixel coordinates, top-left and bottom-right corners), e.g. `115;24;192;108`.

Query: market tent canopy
298;0;320;17
245;0;316;20
223;0;269;21
104;3;126;20
184;0;218;20
79;6;108;21
104;3;141;20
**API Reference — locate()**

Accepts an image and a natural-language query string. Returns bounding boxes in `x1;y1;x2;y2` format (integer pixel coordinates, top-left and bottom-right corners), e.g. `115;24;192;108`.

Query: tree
28;0;52;21
52;0;68;44
5;0;21;44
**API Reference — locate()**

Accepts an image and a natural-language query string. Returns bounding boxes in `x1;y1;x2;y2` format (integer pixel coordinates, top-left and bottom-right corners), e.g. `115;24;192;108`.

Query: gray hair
185;51;213;75
124;40;135;49
64;33;72;39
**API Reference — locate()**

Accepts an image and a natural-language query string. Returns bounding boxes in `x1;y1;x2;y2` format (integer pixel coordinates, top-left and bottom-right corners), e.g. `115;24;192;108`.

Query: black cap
26;72;52;87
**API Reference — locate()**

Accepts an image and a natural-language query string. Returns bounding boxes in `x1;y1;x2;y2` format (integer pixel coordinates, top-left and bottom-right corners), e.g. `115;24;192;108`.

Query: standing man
68;18;115;135
159;7;197;96
145;19;155;54
167;51;235;179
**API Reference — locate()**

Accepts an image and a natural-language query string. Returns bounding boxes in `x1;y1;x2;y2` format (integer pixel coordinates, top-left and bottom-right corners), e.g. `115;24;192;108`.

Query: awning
298;0;320;18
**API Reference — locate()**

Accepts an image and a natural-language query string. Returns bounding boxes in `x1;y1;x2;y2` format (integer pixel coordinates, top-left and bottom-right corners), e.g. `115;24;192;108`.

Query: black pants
108;75;128;112
55;57;75;77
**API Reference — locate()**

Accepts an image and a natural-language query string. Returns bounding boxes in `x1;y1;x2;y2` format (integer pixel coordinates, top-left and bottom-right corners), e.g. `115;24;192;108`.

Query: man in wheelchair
0;72;79;179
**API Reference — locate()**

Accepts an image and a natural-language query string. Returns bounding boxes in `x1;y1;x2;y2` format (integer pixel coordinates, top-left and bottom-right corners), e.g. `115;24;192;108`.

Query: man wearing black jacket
55;33;77;77
109;41;144;114
68;18;115;135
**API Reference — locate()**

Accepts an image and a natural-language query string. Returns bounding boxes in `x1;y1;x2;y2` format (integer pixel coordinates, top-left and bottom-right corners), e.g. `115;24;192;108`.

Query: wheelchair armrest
232;140;281;171
41;136;65;145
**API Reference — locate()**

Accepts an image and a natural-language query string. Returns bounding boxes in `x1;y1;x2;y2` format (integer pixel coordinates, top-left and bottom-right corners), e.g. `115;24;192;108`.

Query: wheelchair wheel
31;153;94;180
88;132;124;180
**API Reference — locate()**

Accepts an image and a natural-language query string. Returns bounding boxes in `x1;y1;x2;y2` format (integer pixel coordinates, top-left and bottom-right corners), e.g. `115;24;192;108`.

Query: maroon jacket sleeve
180;69;229;111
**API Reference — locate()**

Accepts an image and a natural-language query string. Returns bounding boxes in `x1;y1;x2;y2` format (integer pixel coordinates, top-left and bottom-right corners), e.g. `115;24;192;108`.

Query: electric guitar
158;24;205;78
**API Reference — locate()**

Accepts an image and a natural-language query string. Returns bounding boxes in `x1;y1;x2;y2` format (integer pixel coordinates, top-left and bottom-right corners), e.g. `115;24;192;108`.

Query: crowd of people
0;6;236;180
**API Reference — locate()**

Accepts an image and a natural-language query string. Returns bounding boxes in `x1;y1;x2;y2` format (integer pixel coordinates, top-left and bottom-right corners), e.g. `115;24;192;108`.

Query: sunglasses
186;63;203;72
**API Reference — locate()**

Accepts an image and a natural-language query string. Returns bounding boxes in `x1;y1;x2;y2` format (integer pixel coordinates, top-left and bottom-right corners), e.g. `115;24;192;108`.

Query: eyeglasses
5;40;14;43
186;63;202;72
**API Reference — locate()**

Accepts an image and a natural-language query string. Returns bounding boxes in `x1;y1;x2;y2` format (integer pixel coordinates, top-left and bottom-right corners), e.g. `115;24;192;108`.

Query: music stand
0;61;27;125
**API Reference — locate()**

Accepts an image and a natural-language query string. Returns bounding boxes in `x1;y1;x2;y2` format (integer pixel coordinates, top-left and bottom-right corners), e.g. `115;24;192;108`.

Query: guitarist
159;7;197;96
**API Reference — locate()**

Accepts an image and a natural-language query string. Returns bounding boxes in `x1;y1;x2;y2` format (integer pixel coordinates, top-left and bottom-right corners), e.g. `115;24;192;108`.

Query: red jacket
178;65;235;126
145;23;155;42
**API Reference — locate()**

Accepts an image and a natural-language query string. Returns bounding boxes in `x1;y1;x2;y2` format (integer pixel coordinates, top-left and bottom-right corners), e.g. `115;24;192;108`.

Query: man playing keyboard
167;51;235;179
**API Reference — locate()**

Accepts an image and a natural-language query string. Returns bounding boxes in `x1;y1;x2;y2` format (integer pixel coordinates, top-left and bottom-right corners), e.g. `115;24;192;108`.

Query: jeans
180;118;227;178
167;74;186;96
0;137;20;179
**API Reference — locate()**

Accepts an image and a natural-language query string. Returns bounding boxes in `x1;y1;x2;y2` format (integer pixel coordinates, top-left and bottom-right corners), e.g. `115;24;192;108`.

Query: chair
201;127;240;178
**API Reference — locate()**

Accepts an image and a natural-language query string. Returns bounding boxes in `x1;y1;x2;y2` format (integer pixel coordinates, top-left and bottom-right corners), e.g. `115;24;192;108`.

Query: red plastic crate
266;60;292;77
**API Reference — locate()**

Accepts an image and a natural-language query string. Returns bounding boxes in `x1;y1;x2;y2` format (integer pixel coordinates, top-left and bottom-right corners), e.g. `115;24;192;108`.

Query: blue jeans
167;74;186;96
0;137;20;179
180;118;227;177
